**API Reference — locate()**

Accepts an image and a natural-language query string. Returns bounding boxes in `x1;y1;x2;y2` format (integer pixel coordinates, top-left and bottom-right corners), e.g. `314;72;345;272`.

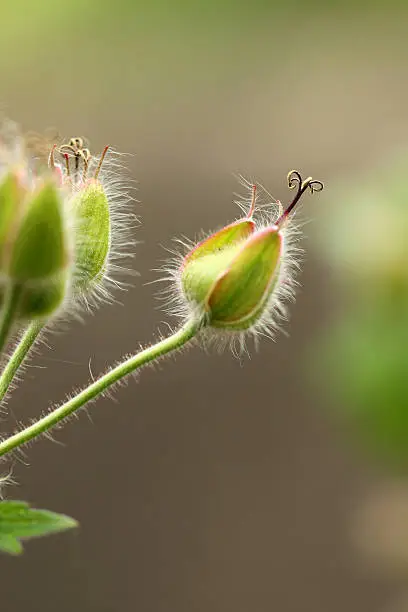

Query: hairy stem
0;320;44;403
0;318;199;458
0;284;22;354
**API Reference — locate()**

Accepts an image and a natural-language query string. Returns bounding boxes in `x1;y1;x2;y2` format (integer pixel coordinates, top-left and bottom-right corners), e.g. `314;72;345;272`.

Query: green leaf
0;500;78;555
0;533;23;555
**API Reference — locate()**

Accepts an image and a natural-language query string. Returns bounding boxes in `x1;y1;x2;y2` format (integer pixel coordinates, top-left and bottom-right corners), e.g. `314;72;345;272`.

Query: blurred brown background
2;1;408;610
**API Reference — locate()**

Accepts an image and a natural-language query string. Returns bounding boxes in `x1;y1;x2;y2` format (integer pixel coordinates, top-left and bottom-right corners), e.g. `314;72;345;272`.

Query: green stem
0;318;199;458
0;320;44;402
0;284;22;354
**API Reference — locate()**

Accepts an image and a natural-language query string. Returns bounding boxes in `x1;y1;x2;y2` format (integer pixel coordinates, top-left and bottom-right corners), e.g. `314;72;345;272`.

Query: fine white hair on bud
48;136;138;314
155;171;323;354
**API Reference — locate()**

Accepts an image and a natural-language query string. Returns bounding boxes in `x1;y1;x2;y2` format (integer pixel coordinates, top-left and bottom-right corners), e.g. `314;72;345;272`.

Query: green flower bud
182;224;282;330
48;141;131;307
177;172;323;339
71;180;110;293
0;124;127;320
208;228;282;329
7;180;70;318
10;182;66;282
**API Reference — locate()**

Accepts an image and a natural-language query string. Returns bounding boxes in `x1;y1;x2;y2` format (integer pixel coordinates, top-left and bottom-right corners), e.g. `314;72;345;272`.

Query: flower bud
1;124;131;318
176;171;323;340
10;182;66;281
71;180;110;293
182;222;282;330
53;142;131;304
8;180;69;318
208;228;282;329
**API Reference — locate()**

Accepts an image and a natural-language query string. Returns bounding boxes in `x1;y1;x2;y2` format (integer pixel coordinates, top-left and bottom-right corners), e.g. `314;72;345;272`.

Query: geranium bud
208;228;282;329
8;180;70;318
178;171;323;339
71;180;110;293
10;181;67;282
52;141;131;305
0;123;135;320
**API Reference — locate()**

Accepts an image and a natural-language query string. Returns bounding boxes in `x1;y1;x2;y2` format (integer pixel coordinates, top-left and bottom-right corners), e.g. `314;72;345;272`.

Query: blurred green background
3;1;408;611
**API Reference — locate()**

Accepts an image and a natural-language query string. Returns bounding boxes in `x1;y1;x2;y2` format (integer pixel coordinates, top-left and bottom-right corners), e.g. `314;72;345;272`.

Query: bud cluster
0;122;134;321
0;119;322;357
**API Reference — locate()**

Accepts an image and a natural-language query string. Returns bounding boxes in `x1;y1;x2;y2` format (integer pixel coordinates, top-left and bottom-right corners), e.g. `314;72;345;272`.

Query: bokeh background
2;1;408;610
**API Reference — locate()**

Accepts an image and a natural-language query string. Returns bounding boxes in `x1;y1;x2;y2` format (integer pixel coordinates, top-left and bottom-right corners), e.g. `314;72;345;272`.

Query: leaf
0;534;23;555
0;500;78;555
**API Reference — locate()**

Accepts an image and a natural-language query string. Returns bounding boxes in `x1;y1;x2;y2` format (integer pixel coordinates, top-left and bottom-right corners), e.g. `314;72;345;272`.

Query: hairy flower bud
8;180;69;318
181;219;283;331
0;123;74;319
50;141;134;306
10;182;66;281
71;180;111;293
171;172;323;345
0;123;134;320
207;228;282;330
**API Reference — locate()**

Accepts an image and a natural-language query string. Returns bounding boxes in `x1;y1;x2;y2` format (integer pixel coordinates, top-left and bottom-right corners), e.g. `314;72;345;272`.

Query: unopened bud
10;181;67;282
179;171;323;337
8;180;70;318
208;228;282;329
71;180;110;293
